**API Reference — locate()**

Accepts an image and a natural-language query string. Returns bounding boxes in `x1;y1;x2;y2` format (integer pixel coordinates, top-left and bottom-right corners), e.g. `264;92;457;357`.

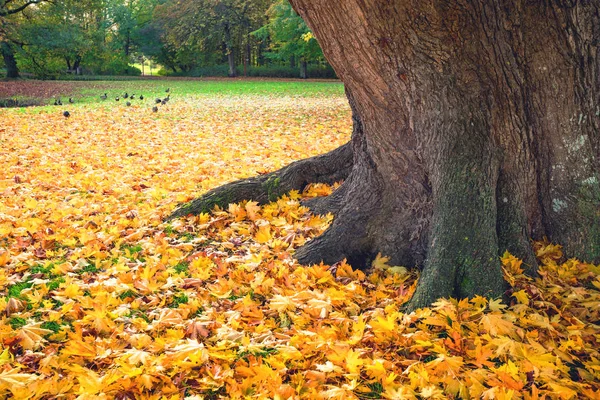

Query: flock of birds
55;88;172;118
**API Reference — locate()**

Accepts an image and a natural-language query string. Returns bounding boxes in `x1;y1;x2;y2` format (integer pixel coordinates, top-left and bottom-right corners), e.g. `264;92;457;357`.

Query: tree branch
0;0;46;17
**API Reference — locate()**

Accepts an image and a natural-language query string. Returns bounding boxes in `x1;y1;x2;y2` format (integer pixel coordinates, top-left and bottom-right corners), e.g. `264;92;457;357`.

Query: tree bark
1;41;19;78
176;0;600;309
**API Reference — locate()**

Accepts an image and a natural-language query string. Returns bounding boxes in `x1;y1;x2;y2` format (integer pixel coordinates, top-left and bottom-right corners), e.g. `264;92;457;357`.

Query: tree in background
1;0;333;78
151;0;270;77
1;0;50;78
253;0;324;78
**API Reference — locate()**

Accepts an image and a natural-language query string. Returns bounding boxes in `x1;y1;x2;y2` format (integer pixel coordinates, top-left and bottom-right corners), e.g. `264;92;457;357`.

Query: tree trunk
290;0;600;309
224;23;237;78
73;57;81;74
1;41;19;79
299;59;308;79
244;34;251;77
175;0;600;309
125;29;131;56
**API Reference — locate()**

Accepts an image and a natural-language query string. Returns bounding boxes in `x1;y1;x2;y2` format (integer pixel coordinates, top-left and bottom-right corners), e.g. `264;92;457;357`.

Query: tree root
167;142;353;220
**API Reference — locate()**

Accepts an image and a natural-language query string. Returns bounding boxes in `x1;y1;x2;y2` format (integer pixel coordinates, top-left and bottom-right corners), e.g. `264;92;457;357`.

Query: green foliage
252;0;328;77
2;0;334;79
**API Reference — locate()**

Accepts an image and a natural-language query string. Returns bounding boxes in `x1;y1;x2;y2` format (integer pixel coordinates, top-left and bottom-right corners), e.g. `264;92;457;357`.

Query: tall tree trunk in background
299;59;307;79
73;56;81;74
174;0;600;309
124;29;131;56
1;41;19;78
224;22;237;78
243;34;251;77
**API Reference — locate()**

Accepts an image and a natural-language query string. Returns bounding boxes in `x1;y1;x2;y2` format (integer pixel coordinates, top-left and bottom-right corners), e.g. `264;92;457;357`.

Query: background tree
171;0;600;309
0;0;49;78
152;0;270;77
253;0;324;78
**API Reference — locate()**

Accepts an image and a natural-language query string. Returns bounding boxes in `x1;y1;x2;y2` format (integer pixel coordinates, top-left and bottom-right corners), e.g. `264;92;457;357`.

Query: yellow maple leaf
0;367;37;386
254;224;272;244
512;289;529;304
18;322;54;350
0;251;10;267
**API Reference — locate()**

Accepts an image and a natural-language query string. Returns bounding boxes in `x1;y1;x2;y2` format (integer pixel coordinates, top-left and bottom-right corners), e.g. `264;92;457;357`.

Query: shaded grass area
0;78;345;108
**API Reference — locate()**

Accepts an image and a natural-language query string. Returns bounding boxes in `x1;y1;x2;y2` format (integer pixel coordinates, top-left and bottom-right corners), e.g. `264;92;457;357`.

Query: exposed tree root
167;142;353;220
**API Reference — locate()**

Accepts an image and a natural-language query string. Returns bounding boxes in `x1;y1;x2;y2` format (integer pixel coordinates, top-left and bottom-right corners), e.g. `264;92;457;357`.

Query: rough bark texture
287;0;600;309
177;0;600;309
1;41;19;78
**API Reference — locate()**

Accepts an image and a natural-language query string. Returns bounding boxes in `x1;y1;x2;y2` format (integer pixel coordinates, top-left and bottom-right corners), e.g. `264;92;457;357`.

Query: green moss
262;176;282;202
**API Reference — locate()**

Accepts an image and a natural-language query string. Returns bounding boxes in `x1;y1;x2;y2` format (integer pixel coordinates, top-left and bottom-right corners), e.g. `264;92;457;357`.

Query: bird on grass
63;111;70;118
123;92;129;99
115;96;120;101
100;93;107;100
152;106;158;112
139;95;144;100
166;88;170;93
54;98;62;106
69;97;74;104
129;94;135;100
155;98;162;104
126;101;131;107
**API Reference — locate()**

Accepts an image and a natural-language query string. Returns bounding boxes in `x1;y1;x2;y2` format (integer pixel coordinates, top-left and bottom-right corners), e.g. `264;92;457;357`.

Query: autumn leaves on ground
0;80;599;399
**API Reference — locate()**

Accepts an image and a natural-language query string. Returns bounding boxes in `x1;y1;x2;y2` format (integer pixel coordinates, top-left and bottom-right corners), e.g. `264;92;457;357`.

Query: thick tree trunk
176;0;600;309
289;0;599;309
1;41;19;79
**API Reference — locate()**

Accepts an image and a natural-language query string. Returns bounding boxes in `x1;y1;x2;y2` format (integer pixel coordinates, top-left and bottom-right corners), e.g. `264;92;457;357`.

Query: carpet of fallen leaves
1;90;599;399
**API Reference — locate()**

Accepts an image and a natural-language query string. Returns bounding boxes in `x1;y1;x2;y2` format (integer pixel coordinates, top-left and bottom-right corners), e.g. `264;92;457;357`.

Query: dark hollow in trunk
173;0;600;310
1;41;19;79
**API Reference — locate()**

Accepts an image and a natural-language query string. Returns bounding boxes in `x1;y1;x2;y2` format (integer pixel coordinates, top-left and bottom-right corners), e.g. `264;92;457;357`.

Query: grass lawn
0;78;346;108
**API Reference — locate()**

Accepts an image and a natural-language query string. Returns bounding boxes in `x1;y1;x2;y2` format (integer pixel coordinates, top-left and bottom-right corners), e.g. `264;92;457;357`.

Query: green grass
4;78;344;109
76;79;344;102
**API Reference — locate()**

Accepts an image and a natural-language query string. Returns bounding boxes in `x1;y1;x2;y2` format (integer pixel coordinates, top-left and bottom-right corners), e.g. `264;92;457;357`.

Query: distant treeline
0;0;336;79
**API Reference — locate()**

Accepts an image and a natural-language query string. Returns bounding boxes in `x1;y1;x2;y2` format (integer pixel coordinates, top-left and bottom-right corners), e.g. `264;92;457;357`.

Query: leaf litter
0;92;599;399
